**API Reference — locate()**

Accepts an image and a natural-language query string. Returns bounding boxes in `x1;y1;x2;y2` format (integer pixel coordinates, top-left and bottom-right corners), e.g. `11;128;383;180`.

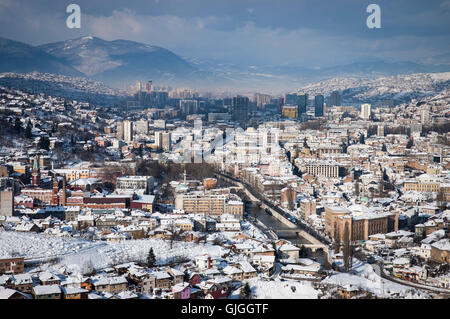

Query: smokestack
207;257;211;269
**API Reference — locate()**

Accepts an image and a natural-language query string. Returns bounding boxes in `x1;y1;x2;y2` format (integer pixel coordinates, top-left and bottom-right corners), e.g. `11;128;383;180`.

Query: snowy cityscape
0;0;449;304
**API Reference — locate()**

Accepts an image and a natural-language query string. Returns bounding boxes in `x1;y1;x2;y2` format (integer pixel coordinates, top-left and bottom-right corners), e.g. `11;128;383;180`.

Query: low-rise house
33;284;62;299
152;271;171;290
167;268;184;285
14;222;40;233
195;255;213;270
188;273;201;287
39;271;61;286
62;287;89;299
277;243;300;261
281;258;322;279
237;261;257;280
0;287;29;299
11;274;33;293
222;265;243;281
116;290;139;299
233;243;253;255
127;266;155;293
430;238;450;263
419;244;432;260
171;282;190;299
392;257;411;276
91;276;128;294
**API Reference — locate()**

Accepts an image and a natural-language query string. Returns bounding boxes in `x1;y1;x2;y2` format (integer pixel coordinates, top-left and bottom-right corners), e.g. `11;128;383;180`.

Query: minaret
183;169;187;184
31;156;40;187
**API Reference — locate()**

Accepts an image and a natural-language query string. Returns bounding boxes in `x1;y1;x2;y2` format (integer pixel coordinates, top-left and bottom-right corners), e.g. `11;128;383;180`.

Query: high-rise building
421;108;430;125
285;93;297;105
145;80;153;93
297;93;308;117
180;100;198;115
154;119;166;130
0;189;14;217
254;93;271;109
377;124;385;137
330;91;341;106
116;121;124;140
155;131;172;151
136;80;142;92
134;120;149;135
123;120;133;142
360;103;372;119
232;96;249;126
314;95;324;117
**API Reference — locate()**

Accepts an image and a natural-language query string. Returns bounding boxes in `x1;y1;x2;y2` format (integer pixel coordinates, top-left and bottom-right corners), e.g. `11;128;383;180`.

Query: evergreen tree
25;121;32;139
14;117;21;133
183;269;190;282
359;133;365;144
39;136;50;150
239;282;251;299
147;247;156;268
406;138;413;149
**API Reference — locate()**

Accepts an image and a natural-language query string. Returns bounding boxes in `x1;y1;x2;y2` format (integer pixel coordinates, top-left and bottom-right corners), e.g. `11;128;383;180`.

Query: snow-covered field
58;238;226;274
0;230;98;260
0;230;227;274
246;278;319;299
322;259;429;299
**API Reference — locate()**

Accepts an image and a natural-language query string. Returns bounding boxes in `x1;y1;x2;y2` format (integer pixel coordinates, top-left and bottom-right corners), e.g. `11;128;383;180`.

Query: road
215;171;331;246
373;262;450;296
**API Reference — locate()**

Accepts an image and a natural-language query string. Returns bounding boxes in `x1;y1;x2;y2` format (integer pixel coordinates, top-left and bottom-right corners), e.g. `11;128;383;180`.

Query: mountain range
1;35;450;91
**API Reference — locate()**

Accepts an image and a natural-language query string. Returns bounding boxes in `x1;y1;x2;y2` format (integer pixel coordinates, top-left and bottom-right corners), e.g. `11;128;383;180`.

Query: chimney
207;257;211;269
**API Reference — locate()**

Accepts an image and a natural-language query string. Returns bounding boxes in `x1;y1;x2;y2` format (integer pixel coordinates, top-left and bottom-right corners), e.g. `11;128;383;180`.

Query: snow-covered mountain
37;36;197;86
0;37;83;77
297;72;450;105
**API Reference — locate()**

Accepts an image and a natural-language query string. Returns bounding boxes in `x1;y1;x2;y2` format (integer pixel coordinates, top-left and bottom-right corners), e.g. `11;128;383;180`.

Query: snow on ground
58;238;227;274
0;230;227;275
233;277;319;299
0;230;97;260
322;259;429;299
240;220;268;241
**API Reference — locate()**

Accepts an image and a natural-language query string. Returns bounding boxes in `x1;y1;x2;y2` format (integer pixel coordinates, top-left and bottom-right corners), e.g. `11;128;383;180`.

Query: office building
314;95;324;117
232;96;249;126
360;103;371;120
330;91;341;106
282;105;298;119
180;100;198;115
116;121;124;140
254;93;271;109
297;93;308;117
116;176;155;195
421;108;430;125
134;120;149;135
285;93;297;105
155;131;172;151
123;120;133;142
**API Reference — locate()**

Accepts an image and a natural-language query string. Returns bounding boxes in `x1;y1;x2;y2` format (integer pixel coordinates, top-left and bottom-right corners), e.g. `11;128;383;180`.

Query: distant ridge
0;37;83;77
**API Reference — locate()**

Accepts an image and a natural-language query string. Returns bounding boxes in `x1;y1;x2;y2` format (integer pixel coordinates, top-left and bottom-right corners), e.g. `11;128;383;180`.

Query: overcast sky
1;0;449;67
